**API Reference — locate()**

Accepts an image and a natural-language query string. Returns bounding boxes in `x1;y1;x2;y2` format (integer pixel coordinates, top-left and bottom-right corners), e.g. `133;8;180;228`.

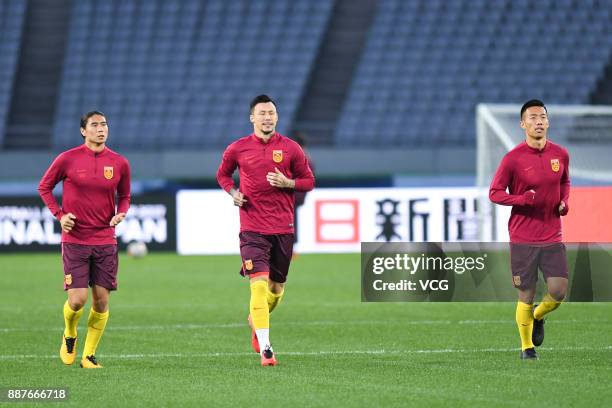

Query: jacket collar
80;144;107;157
251;132;278;145
524;139;549;153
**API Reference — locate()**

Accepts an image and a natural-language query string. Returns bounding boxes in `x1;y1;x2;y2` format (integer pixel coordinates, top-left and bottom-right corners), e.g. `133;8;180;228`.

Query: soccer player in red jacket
217;95;315;366
39;111;131;368
489;99;570;360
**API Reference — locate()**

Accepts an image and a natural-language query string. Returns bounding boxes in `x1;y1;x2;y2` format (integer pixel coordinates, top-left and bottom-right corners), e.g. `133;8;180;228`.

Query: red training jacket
38;144;131;245
217;133;315;234
489;140;570;243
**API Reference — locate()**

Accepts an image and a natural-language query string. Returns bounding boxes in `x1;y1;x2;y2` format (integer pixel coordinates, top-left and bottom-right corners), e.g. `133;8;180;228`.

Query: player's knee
68;296;87;311
549;289;566;302
69;300;85;311
92;299;108;313
268;281;284;294
517;288;536;304
548;280;568;301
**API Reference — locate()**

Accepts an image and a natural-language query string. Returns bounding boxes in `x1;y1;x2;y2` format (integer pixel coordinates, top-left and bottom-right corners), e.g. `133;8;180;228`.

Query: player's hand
523;190;536;206
266;167;294;189
232;190;247;207
110;212;126;226
558;201;566;215
60;213;77;233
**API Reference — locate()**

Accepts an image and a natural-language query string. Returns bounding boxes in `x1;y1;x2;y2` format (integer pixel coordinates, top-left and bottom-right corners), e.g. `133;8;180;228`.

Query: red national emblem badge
550;159;560;172
104;166;114;180
272;150;283;163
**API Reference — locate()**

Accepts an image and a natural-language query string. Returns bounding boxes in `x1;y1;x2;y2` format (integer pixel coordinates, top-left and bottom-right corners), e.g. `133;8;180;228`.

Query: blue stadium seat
3;0;607;150
0;0;27;147
334;0;612;147
52;0;333;150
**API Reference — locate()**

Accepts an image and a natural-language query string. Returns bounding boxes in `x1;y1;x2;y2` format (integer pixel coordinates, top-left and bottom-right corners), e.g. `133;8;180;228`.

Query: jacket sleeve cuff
294;178;313;192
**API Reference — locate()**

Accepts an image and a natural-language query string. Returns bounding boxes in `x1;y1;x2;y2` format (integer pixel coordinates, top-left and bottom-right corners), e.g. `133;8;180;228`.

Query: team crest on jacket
104;166;114;180
65;274;72;286
513;275;521;287
272;150;283;163
550;159;560;172
244;259;253;271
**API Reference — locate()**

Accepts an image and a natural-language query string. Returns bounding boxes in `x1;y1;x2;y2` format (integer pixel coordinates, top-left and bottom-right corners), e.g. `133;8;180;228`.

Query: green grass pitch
0;252;611;407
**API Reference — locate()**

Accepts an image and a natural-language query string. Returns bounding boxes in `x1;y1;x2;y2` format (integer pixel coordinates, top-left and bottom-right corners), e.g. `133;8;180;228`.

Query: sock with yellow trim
82;309;109;357
516;301;534;351
534;293;562;320
267;287;284;313
63;300;84;338
250;280;270;352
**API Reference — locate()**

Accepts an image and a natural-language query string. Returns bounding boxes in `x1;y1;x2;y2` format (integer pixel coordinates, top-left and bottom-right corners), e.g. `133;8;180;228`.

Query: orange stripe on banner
249;271;269;279
563;186;612;242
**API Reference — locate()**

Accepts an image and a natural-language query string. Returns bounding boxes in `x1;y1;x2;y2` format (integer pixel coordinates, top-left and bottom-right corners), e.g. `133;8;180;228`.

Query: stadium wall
0;147;475;181
1;185;610;254
0;194;175;252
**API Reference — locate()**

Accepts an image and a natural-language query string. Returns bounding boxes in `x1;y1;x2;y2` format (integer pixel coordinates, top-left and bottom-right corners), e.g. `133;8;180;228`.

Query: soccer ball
127;241;148;258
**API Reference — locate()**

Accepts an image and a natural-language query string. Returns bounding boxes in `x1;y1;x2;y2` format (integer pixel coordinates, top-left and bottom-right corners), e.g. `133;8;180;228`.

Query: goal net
476;103;612;241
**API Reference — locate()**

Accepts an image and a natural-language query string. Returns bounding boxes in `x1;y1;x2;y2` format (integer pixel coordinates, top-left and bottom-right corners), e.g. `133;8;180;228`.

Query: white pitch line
0;346;611;361
2;302;612;313
0;318;610;333
0;320;452;333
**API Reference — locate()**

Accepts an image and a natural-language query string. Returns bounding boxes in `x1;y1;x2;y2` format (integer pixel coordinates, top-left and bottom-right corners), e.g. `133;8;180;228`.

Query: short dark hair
249;94;276;114
520;99;547;119
80;110;106;129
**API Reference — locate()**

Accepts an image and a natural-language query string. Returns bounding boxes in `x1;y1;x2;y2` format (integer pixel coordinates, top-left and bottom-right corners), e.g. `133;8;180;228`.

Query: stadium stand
2;0;611;151
0;0;27;148
335;0;612;147
52;0;332;150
